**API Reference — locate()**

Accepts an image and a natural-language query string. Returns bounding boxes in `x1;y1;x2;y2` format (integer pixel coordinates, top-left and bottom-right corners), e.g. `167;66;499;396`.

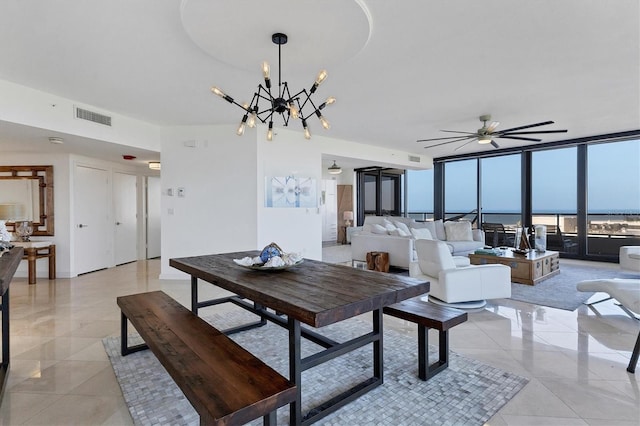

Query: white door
146;176;161;259
322;179;337;242
74;165;110;275
114;172;138;265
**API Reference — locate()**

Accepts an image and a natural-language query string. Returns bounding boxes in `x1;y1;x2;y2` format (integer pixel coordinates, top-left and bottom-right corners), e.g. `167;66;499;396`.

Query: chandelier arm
300;95;322;121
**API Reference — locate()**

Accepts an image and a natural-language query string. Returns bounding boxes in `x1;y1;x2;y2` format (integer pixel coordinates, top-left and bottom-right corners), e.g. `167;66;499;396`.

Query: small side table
12;242;56;285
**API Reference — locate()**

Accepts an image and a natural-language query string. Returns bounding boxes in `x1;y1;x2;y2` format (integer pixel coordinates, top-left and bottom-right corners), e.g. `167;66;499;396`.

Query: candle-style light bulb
237;115;248;136
324;96;336;106
289;102;299;119
211;86;226;98
319;115;330;130
262;61;271;89
267;121;273;141
302;120;311;140
315;70;328;86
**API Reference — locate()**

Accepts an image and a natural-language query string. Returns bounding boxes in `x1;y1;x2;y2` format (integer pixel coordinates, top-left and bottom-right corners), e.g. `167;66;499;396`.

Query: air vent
408;155;421;163
75;107;112;126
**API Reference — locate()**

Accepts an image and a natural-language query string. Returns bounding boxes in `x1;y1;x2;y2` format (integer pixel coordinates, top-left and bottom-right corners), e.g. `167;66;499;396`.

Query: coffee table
469;249;560;285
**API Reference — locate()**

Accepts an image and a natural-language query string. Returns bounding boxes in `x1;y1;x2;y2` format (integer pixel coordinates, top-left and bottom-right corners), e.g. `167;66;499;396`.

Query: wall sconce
148;162;161;170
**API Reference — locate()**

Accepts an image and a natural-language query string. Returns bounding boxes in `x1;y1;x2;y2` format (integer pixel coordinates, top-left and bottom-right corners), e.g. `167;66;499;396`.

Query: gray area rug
104;310;529;426
509;263;635;311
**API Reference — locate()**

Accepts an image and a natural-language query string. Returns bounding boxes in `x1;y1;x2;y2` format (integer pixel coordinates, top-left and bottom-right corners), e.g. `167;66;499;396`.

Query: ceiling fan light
478;135;492;144
328;160;342;175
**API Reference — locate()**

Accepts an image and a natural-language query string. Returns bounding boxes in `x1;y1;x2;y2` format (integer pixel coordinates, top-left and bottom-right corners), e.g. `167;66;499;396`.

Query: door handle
78;224;88;228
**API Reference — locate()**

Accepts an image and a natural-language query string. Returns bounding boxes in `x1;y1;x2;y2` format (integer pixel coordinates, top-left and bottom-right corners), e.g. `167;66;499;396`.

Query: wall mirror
0;165;54;236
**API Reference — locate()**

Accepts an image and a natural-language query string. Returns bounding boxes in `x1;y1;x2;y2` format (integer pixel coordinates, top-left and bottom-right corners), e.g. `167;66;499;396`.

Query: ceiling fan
417;114;568;151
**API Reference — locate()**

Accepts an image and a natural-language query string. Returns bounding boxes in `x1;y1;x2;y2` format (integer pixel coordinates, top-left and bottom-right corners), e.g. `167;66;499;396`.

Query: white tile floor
0;255;638;425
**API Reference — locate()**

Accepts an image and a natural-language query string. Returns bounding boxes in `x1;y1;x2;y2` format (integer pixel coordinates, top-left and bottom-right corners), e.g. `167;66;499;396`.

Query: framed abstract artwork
265;176;317;208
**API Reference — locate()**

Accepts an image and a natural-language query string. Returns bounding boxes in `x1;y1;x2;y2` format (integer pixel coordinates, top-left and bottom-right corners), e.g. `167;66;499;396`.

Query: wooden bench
117;291;296;426
383;298;467;381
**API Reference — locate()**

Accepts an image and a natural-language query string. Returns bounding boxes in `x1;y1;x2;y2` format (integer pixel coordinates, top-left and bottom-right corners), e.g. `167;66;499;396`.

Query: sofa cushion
382;219;397;232
444;221;473;241
389;228;411;237
434;219;447;241
371;224;387;234
445;240;484;255
393;221;411;234
410;227;433;240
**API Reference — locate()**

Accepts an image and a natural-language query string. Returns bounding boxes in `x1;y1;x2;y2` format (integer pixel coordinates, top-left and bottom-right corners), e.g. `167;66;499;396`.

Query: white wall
159;125;259;279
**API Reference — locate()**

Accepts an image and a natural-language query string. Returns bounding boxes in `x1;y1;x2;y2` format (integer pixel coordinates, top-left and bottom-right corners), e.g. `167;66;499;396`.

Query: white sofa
351;216;484;269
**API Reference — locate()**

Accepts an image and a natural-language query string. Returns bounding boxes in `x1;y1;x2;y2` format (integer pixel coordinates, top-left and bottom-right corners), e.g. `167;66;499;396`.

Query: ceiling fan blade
453;139;478;151
440;130;478;135
417;135;476;142
490;140;499;149
500;129;568;135
423;137;476;149
486;121;500;132
496;121;554;134
497;135;542;142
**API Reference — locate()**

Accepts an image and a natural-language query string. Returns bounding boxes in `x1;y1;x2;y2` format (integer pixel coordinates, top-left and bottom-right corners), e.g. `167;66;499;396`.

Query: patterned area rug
509;263;634;311
104;310;529;425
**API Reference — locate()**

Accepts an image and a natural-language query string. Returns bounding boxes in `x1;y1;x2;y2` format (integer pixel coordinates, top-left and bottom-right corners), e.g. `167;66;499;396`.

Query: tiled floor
0;255;638;425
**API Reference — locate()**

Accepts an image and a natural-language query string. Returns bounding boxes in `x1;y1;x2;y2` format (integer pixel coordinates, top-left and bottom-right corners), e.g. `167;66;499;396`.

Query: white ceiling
0;0;638;167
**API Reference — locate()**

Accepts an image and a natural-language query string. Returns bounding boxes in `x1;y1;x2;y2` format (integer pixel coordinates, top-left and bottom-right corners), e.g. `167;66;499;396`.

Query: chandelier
211;33;335;141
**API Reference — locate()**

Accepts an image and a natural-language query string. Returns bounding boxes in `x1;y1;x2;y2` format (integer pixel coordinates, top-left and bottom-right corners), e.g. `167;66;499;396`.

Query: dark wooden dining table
170;251;429;426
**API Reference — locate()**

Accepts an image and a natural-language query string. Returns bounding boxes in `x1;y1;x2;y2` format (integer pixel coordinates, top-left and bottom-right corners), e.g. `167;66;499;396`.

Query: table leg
288;317;302;426
373;308;383;381
48;245;56;279
1;288;9;369
191;276;198;314
25;248;36;285
0;288;9;397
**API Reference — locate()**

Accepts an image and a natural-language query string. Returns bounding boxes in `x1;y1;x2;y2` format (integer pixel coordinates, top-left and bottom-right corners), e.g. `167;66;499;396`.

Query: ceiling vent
75;106;112;126
408;155;421;163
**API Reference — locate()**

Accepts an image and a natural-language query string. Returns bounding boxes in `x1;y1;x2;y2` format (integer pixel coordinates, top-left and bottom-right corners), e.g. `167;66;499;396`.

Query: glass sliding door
481;154;521;245
444;159;477;222
531;147;578;254
406;169;434;221
356;169;403;224
587;139;640;256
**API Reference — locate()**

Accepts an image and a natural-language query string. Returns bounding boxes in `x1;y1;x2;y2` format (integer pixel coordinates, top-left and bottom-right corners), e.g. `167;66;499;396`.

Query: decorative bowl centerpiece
233;242;303;271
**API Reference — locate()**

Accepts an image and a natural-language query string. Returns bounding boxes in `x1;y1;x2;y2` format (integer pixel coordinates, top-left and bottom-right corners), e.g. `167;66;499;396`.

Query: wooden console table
0;246;23;399
469;249;560;286
12;242;56;285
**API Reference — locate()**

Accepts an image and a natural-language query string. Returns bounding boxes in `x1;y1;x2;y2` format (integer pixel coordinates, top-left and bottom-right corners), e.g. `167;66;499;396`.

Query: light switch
177;187;185;197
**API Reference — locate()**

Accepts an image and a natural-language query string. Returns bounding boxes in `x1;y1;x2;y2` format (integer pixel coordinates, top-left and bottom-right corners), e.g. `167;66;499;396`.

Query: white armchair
620;246;640;273
410;239;511;309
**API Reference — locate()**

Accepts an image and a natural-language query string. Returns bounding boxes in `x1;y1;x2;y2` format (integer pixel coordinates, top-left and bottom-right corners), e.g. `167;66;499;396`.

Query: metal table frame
191;279;384;425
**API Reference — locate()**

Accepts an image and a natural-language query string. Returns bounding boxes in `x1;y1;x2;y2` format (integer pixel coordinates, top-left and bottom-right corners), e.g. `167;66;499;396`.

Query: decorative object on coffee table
534;225;547;252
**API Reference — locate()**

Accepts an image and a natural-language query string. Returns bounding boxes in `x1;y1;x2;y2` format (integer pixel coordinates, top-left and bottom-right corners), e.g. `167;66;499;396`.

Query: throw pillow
393;221;411;234
433;219;447;240
371;224;387;235
389;228;410;237
382;219;397;232
444;221;473;241
410;227;433;240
